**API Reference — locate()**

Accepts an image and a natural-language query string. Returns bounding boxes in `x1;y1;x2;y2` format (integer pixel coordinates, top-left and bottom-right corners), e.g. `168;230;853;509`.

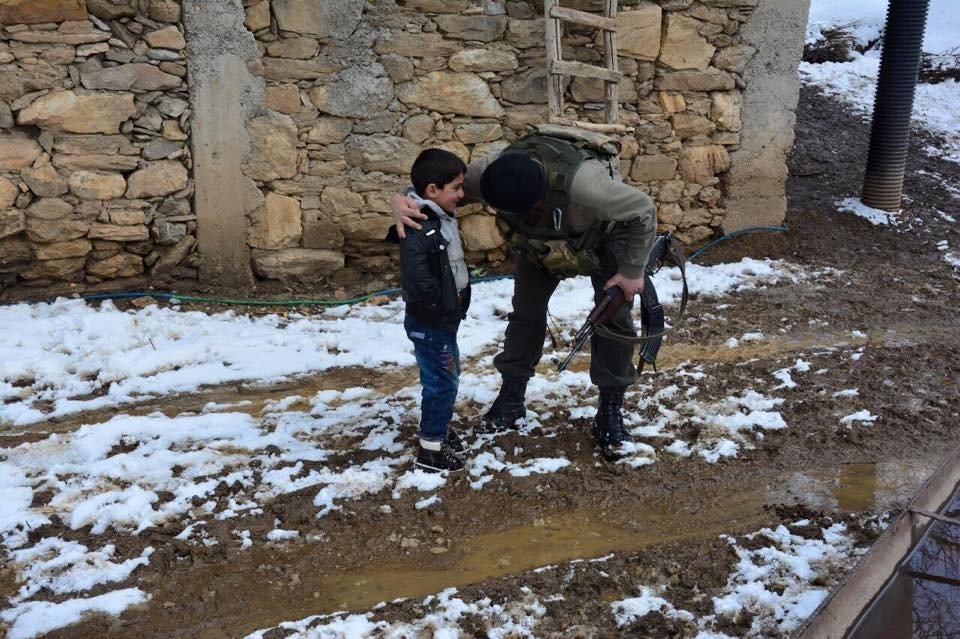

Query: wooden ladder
544;0;626;134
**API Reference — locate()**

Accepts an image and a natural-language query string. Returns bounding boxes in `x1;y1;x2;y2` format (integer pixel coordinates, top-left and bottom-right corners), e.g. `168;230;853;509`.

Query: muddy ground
4;85;960;639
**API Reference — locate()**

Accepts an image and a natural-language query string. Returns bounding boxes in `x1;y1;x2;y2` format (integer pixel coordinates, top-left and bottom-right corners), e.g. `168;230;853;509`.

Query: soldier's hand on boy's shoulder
390;193;428;239
604;272;645;302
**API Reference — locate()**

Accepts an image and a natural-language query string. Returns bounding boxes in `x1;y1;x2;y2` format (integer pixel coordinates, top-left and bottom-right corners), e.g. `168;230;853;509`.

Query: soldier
391;125;656;459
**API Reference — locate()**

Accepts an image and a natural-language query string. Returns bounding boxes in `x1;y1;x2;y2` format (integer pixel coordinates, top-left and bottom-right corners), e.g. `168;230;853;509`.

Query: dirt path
8;85;960;638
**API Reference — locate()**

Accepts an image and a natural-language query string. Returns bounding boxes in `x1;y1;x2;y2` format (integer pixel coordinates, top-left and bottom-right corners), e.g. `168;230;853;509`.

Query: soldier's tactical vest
495;134;618;279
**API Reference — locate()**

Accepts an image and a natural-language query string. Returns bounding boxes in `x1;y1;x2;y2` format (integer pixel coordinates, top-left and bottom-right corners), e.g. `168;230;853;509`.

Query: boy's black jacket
386;206;471;332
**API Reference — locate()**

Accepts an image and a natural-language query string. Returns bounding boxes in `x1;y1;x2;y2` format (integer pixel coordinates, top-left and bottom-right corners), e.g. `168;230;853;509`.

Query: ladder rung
549;6;617;31
550;58;621;83
549;116;629;134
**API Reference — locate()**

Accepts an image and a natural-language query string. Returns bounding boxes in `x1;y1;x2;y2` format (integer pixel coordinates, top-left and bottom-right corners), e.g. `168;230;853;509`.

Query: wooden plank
550;58;621;83
603;0;619;125
544;0;563;119
549;115;629;134
549;5;617;31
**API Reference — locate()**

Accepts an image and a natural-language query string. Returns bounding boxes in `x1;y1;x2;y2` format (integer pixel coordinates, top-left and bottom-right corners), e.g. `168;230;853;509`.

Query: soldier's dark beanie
480;153;546;214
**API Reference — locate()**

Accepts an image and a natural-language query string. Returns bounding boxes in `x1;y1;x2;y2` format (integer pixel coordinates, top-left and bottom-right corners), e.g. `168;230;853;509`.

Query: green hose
10;227;787;309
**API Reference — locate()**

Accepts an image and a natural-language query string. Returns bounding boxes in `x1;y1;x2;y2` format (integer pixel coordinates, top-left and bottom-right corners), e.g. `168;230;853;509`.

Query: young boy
393;149;471;472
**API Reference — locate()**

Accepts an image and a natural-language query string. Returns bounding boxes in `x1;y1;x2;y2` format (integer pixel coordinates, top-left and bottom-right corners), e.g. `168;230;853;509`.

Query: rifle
554;233;687;373
555;285;625;373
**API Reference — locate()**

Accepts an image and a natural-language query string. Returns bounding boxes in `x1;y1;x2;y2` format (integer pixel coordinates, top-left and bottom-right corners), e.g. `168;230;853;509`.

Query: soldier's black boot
592;387;633;460
477;378;528;433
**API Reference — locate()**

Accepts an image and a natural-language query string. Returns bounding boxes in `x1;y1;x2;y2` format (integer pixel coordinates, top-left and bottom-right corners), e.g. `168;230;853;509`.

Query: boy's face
425;173;465;214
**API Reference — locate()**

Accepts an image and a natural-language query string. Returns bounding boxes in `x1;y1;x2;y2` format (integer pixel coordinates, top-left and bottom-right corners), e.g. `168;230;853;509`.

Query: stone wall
0;0;194;297
0;0;808;299
236;0;765;291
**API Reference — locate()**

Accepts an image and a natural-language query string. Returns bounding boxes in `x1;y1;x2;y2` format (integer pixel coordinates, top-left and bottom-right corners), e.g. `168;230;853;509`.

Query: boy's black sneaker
415;443;465;473
446;428;465;453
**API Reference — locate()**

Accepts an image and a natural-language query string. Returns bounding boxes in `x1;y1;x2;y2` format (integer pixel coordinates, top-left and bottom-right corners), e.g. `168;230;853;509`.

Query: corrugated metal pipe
861;0;931;212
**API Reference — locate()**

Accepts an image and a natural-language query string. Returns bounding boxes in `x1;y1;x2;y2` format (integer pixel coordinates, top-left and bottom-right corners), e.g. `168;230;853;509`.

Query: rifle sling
594;256;688;344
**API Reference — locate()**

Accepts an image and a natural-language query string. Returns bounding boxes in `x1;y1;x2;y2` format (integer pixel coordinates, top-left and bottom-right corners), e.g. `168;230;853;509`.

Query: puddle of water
767;459;941;514
57;458;937;637
145;496;765;637
849;486;960;638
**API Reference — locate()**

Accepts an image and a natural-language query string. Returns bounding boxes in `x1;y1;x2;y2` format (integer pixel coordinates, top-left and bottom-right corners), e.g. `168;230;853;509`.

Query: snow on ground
802;0;960;163
0;259;854;637
0;258;812;427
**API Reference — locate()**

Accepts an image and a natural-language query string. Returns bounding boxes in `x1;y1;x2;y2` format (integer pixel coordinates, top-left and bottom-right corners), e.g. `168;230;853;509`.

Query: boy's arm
400;232;443;307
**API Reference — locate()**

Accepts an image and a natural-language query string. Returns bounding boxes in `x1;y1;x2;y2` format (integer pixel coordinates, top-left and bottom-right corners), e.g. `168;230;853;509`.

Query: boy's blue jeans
404;315;460;444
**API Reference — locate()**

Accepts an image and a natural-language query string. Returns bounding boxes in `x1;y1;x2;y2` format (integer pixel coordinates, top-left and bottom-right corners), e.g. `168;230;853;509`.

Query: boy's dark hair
411;148;467;196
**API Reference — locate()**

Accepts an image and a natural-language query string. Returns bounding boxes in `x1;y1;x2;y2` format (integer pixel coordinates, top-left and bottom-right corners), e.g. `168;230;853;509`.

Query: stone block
679;145;730;184
434;15;507;42
345;136;420;175
374;33;459;58
25;217;90;242
455;123;502;145
69;171;127;200
87;223;149;241
125;161;188;199
341;214;391;243
266;37;320;60
20;256;85;280
22;164;68;197
0;0;86;25
251;248;345;280
0;209;25;238
302;210;345;249
26;198;74;220
149;0;180;23
501;68;548;105
34;238;91;260
151;235;195;274
672;113;715;138
714;44;757;73
657;92;686;114
87;252;144;278
18;90;137;134
273;0;363;39
505;18;543;49
0;133;42;170
711;91;742;131
308;64;393;118
617;2;662;61
266;84;303;115
86;0;136;20
247;192;302;250
0;176;18;208
242;113;299;182
144;25;186;50
244;1;271;31
630;155;678;182
449;49;518;73
401;114;434;145
320;187;365;218
81;63;182;91
0;61;67;102
460;214;502;252
0;236;33;269
660;14;716;71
